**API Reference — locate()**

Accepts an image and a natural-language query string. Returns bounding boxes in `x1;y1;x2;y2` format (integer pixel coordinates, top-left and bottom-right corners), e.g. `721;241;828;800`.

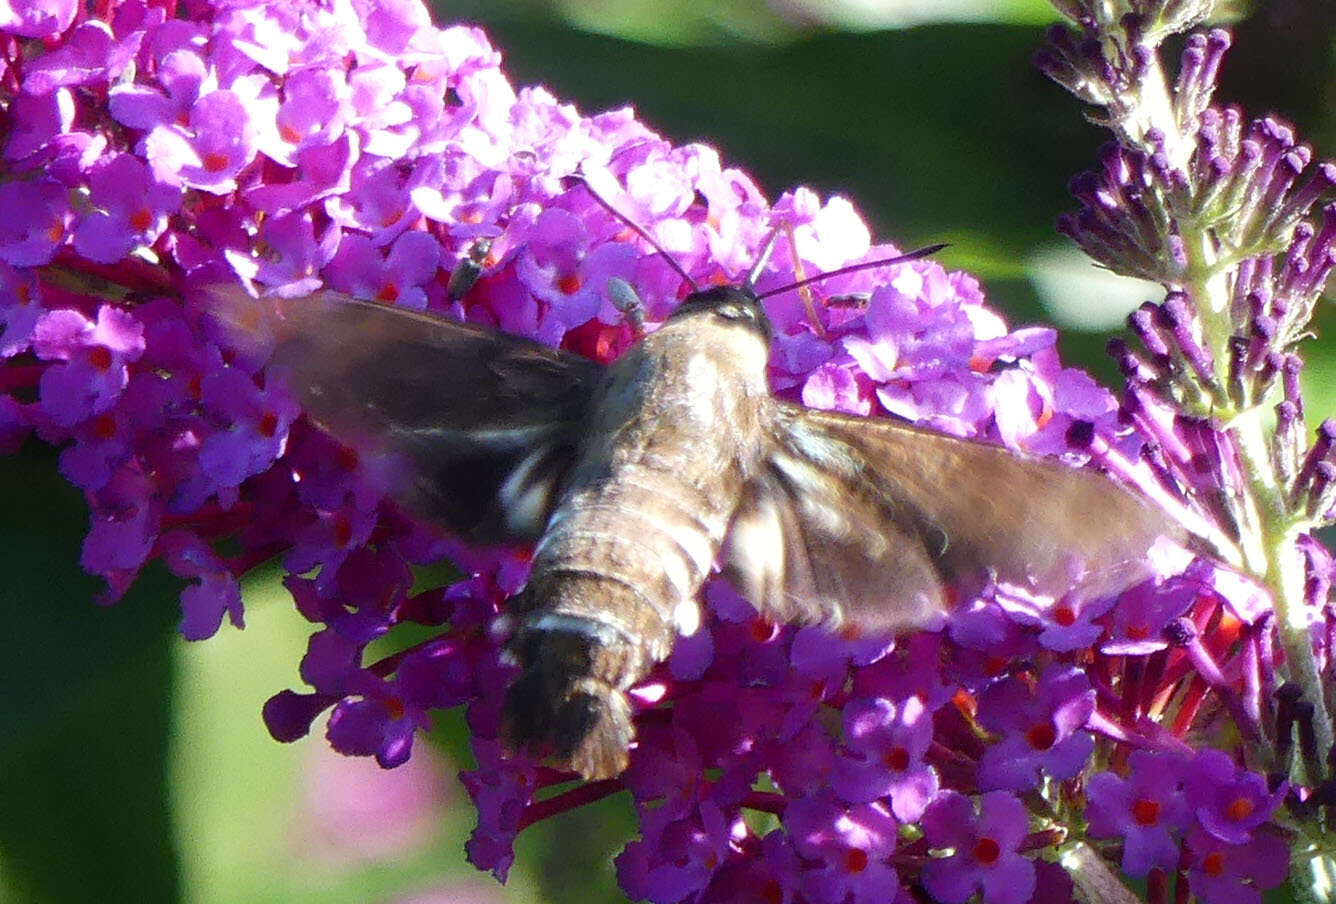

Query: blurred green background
4;2;1336;903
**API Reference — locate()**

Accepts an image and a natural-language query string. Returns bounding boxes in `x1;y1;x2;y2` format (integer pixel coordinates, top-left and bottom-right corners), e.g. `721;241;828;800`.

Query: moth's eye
718;304;755;322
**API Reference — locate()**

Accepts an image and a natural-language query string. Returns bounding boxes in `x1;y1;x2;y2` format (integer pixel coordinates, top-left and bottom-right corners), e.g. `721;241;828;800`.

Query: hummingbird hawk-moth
212;223;1173;780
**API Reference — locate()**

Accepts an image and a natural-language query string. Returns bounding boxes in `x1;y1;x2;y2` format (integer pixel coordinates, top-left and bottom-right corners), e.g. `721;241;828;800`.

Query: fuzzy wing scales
207;286;603;542
725;403;1177;633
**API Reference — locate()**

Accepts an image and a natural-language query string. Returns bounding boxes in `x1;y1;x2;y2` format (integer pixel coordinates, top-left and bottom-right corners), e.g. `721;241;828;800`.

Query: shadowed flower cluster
1;0;1330;902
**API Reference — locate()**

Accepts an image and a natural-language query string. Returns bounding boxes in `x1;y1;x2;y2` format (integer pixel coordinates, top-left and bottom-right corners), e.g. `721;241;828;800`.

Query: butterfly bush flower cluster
1037;0;1336;896
0;0;1329;901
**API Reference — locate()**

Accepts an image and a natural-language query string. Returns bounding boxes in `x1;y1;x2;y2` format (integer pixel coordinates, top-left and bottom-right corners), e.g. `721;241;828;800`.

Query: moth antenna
606;277;647;339
579;178;700;293
755;242;949;301
743;227;784;290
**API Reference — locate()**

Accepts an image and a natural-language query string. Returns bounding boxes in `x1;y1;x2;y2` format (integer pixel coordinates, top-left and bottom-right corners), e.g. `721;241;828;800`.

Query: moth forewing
207;285;601;543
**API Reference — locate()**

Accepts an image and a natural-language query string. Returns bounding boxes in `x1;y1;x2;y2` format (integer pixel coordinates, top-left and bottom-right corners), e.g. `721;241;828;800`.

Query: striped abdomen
500;318;772;779
503;456;744;779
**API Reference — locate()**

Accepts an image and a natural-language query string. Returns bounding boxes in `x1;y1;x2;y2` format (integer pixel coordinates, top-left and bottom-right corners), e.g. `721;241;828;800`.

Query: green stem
1090;15;1334;764
1234;409;1332;760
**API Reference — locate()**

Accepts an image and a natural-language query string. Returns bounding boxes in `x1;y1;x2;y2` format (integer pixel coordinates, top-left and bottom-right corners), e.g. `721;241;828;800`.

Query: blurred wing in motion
725;403;1177;633
207;287;604;543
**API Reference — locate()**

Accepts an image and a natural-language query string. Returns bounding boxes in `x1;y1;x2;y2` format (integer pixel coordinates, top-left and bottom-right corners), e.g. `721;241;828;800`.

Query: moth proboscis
208;221;1179;781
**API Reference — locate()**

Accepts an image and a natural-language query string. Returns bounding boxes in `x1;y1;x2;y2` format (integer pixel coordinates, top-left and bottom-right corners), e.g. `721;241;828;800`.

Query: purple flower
0;0;76;39
1184;828;1289;904
1183;749;1286;845
195;365;300;496
784;791;901;904
1085;751;1191;877
976;665;1095;791
108;48;206;132
0;265;43;358
143;88;262;193
617;801;738;904
159;530;245;639
0;179;70;266
993;579;1118;653
32;304;144;427
7;91;73;163
22;21;141;94
269;66;350;162
832;695;939;821
921;791;1035;904
324;231;441;310
1099;575;1197;655
326;689;425;769
462;740;538;882
944;599;1041;688
73;153;181;263
79;463;158;604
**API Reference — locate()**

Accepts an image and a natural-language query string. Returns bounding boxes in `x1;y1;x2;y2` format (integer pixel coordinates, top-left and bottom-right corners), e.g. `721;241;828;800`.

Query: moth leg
606;277;646;339
779;219;827;339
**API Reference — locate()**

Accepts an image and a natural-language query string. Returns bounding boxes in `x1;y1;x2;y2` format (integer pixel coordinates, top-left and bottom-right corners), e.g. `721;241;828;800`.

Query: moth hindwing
211;244;1174;780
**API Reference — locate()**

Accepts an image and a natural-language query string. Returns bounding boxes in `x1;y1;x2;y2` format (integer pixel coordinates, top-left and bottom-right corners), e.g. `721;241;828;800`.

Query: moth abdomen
502;578;662;779
503;666;634;781
501;470;739;778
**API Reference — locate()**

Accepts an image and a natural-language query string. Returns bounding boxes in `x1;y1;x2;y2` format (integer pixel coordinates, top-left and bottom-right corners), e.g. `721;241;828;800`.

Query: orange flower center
1131;799;1160;826
202;151;230;173
883;746;910;772
92;413;118;440
257;411;279;438
843;849;868;873
335;446;360;470
1225;797;1254;822
129;207;153;231
1026;722;1057;751
87;346;113;371
972;837;1000;866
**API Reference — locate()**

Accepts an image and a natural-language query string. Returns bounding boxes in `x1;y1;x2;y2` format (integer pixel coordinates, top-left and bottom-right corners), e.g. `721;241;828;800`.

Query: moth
212;219;1174;780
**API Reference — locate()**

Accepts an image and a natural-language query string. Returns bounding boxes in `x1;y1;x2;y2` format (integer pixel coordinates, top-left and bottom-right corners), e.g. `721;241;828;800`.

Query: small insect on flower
207;185;1177;780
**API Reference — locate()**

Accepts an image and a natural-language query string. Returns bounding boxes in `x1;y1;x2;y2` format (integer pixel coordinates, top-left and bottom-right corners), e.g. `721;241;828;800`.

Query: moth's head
665;285;773;342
